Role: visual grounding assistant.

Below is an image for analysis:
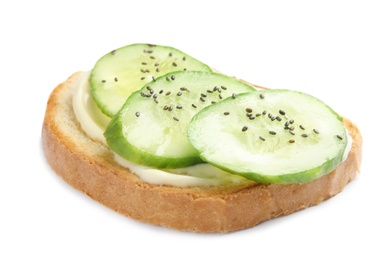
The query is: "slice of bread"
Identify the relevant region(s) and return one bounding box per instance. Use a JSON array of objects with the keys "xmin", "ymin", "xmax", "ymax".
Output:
[{"xmin": 42, "ymin": 72, "xmax": 363, "ymax": 232}]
